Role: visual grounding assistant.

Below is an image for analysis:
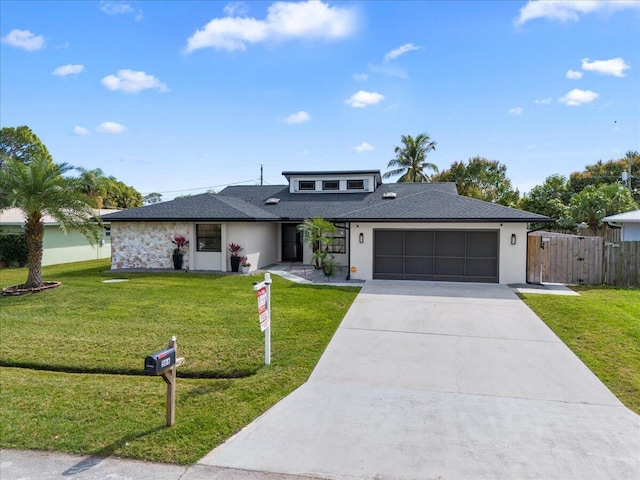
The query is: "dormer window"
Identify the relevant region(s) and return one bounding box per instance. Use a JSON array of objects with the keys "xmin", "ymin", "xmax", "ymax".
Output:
[
  {"xmin": 298, "ymin": 181, "xmax": 315, "ymax": 191},
  {"xmin": 347, "ymin": 179, "xmax": 365, "ymax": 190},
  {"xmin": 322, "ymin": 180, "xmax": 339, "ymax": 191}
]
